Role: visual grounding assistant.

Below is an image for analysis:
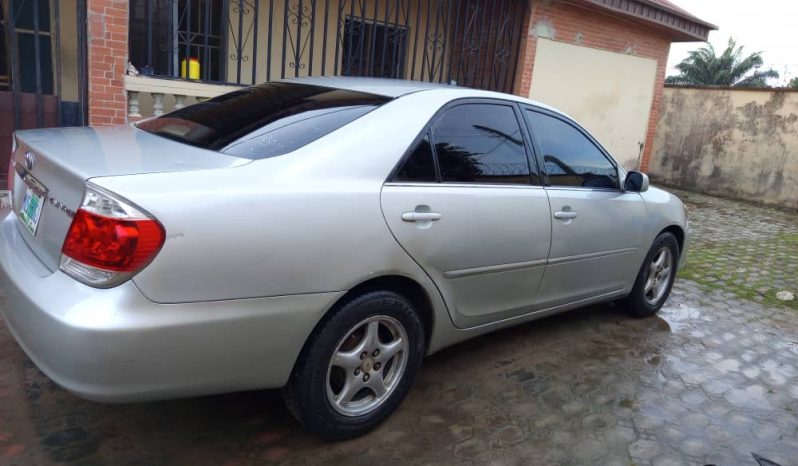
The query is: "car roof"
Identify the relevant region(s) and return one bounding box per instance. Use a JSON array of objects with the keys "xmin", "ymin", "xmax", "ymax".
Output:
[
  {"xmin": 282, "ymin": 76, "xmax": 552, "ymax": 105},
  {"xmin": 281, "ymin": 76, "xmax": 461, "ymax": 98},
  {"xmin": 280, "ymin": 76, "xmax": 572, "ymax": 125}
]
